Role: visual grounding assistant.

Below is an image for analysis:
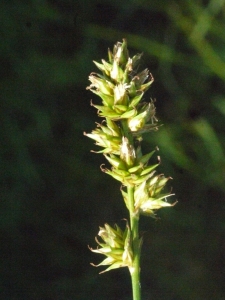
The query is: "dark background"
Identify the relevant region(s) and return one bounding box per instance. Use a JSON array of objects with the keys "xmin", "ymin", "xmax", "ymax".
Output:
[{"xmin": 1, "ymin": 1, "xmax": 225, "ymax": 299}]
